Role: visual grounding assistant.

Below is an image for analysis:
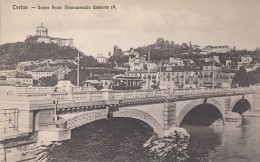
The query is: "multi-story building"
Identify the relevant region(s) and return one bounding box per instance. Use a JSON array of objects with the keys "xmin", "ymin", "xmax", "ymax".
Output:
[
  {"xmin": 158, "ymin": 62, "xmax": 222, "ymax": 89},
  {"xmin": 96, "ymin": 54, "xmax": 107, "ymax": 64},
  {"xmin": 28, "ymin": 66, "xmax": 70, "ymax": 80},
  {"xmin": 129, "ymin": 53, "xmax": 146, "ymax": 71},
  {"xmin": 127, "ymin": 70, "xmax": 158, "ymax": 87},
  {"xmin": 201, "ymin": 62, "xmax": 221, "ymax": 87},
  {"xmin": 6, "ymin": 76, "xmax": 33, "ymax": 85},
  {"xmin": 147, "ymin": 61, "xmax": 159, "ymax": 70},
  {"xmin": 182, "ymin": 59, "xmax": 195, "ymax": 66},
  {"xmin": 169, "ymin": 57, "xmax": 184, "ymax": 66},
  {"xmin": 159, "ymin": 66, "xmax": 203, "ymax": 89},
  {"xmin": 27, "ymin": 23, "xmax": 74, "ymax": 47},
  {"xmin": 202, "ymin": 45, "xmax": 231, "ymax": 54}
]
